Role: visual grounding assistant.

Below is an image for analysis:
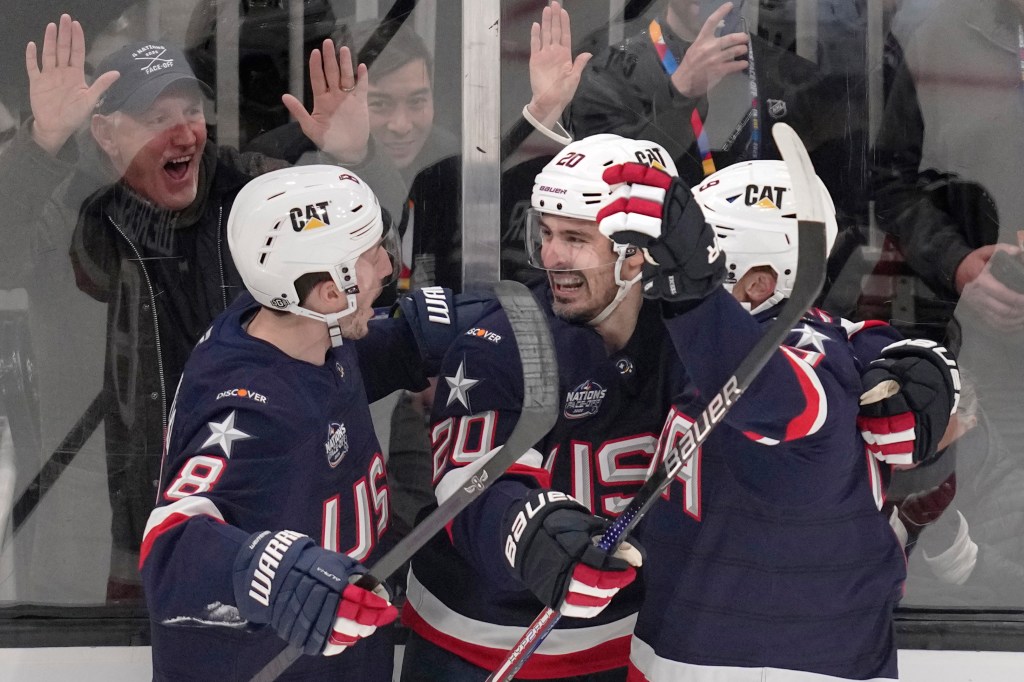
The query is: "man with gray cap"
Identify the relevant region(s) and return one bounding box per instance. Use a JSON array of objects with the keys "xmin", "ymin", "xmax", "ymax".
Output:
[{"xmin": 0, "ymin": 13, "xmax": 404, "ymax": 602}]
